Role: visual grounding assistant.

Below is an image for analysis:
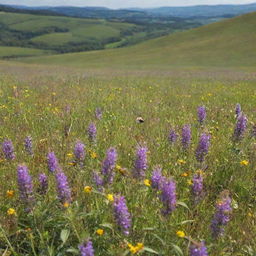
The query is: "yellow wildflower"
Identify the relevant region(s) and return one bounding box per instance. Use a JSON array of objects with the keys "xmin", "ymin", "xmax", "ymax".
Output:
[
  {"xmin": 177, "ymin": 159, "xmax": 186, "ymax": 165},
  {"xmin": 96, "ymin": 229, "xmax": 104, "ymax": 236},
  {"xmin": 187, "ymin": 179, "xmax": 193, "ymax": 185},
  {"xmin": 84, "ymin": 186, "xmax": 92, "ymax": 193},
  {"xmin": 90, "ymin": 152, "xmax": 97, "ymax": 159},
  {"xmin": 181, "ymin": 172, "xmax": 188, "ymax": 177},
  {"xmin": 106, "ymin": 194, "xmax": 114, "ymax": 202},
  {"xmin": 6, "ymin": 190, "xmax": 14, "ymax": 198},
  {"xmin": 127, "ymin": 242, "xmax": 144, "ymax": 254},
  {"xmin": 144, "ymin": 179, "xmax": 151, "ymax": 187},
  {"xmin": 67, "ymin": 153, "xmax": 73, "ymax": 158},
  {"xmin": 240, "ymin": 160, "xmax": 249, "ymax": 166},
  {"xmin": 176, "ymin": 230, "xmax": 186, "ymax": 238},
  {"xmin": 68, "ymin": 162, "xmax": 76, "ymax": 166},
  {"xmin": 63, "ymin": 202, "xmax": 69, "ymax": 208},
  {"xmin": 7, "ymin": 208, "xmax": 16, "ymax": 216}
]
